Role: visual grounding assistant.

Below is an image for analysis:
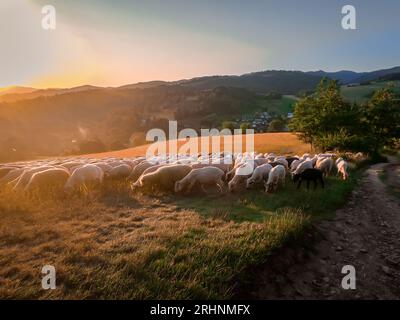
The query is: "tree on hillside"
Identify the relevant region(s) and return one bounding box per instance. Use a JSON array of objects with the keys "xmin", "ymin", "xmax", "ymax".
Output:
[
  {"xmin": 289, "ymin": 78, "xmax": 364, "ymax": 151},
  {"xmin": 289, "ymin": 79, "xmax": 400, "ymax": 154},
  {"xmin": 362, "ymin": 89, "xmax": 400, "ymax": 154},
  {"xmin": 268, "ymin": 119, "xmax": 285, "ymax": 132}
]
